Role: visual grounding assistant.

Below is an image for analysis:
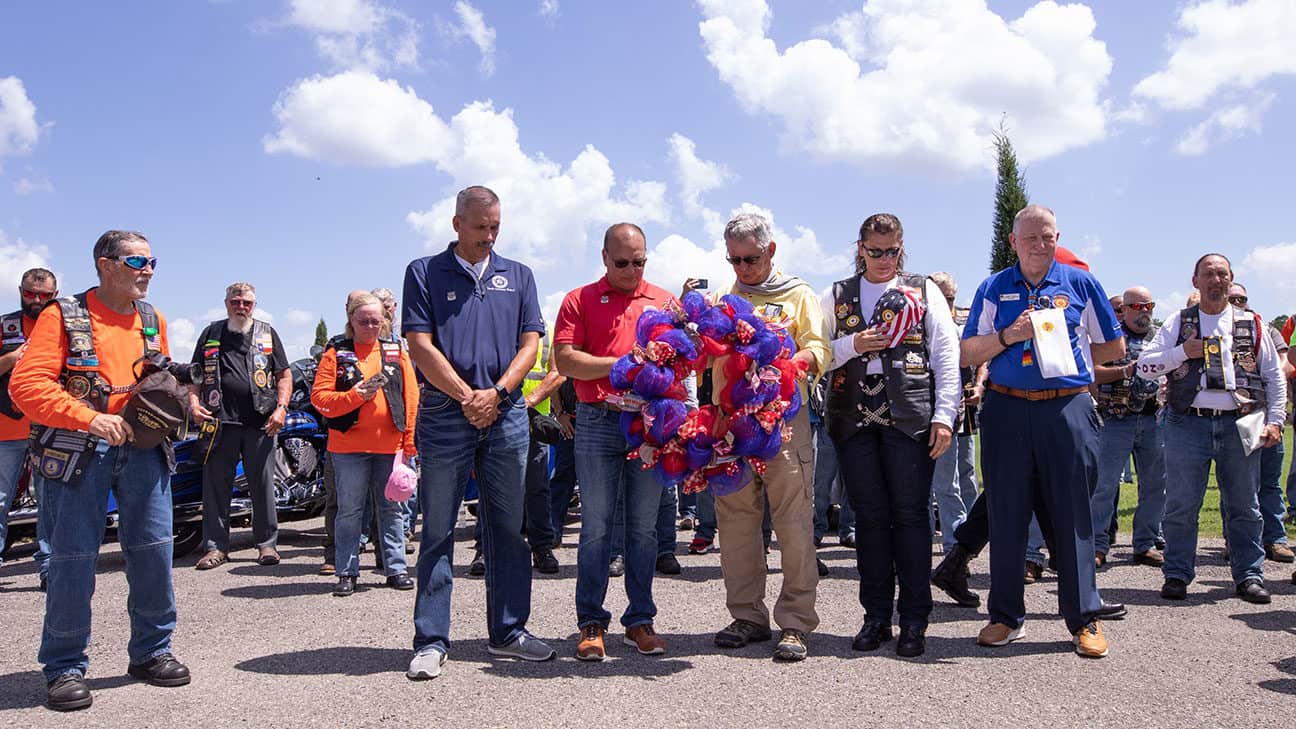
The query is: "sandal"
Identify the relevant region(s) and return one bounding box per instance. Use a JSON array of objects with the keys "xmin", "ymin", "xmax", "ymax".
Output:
[
  {"xmin": 257, "ymin": 547, "xmax": 281, "ymax": 566},
  {"xmin": 195, "ymin": 550, "xmax": 228, "ymax": 570}
]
